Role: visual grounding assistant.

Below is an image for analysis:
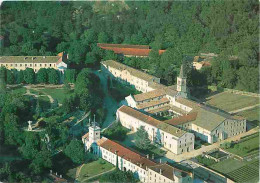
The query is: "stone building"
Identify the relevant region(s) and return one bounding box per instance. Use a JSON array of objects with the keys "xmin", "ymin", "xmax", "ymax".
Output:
[
  {"xmin": 117, "ymin": 105, "xmax": 195, "ymax": 154},
  {"xmin": 101, "ymin": 60, "xmax": 160, "ymax": 93},
  {"xmin": 102, "ymin": 60, "xmax": 246, "ymax": 144},
  {"xmin": 82, "ymin": 122, "xmax": 193, "ymax": 183},
  {"xmin": 0, "ymin": 52, "xmax": 68, "ymax": 73}
]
